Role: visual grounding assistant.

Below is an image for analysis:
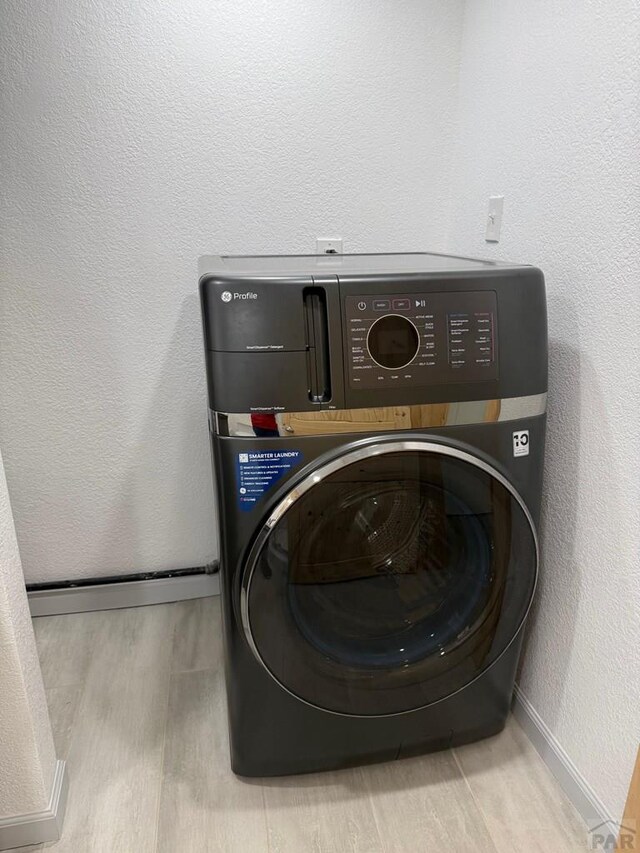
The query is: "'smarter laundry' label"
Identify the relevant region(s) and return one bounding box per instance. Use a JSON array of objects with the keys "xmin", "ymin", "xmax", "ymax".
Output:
[{"xmin": 236, "ymin": 450, "xmax": 303, "ymax": 511}]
